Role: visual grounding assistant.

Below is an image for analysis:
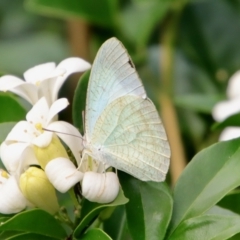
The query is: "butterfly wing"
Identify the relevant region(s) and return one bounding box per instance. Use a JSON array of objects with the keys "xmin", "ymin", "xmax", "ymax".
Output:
[
  {"xmin": 85, "ymin": 38, "xmax": 146, "ymax": 141},
  {"xmin": 90, "ymin": 95, "xmax": 170, "ymax": 182}
]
